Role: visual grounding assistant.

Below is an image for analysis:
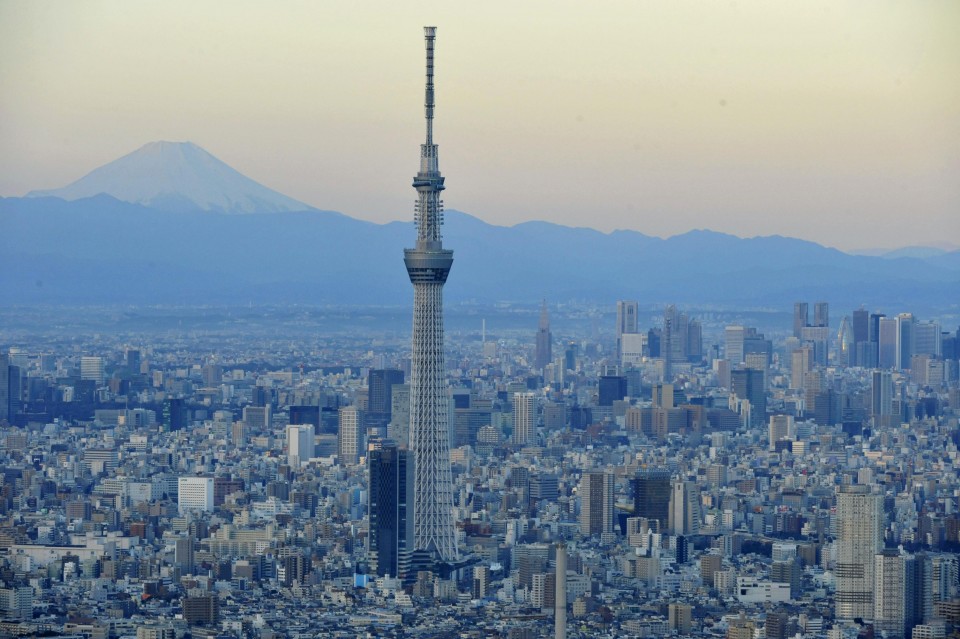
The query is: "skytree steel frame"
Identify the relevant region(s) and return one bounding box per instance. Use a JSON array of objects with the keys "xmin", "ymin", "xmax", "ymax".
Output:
[{"xmin": 403, "ymin": 26, "xmax": 458, "ymax": 563}]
